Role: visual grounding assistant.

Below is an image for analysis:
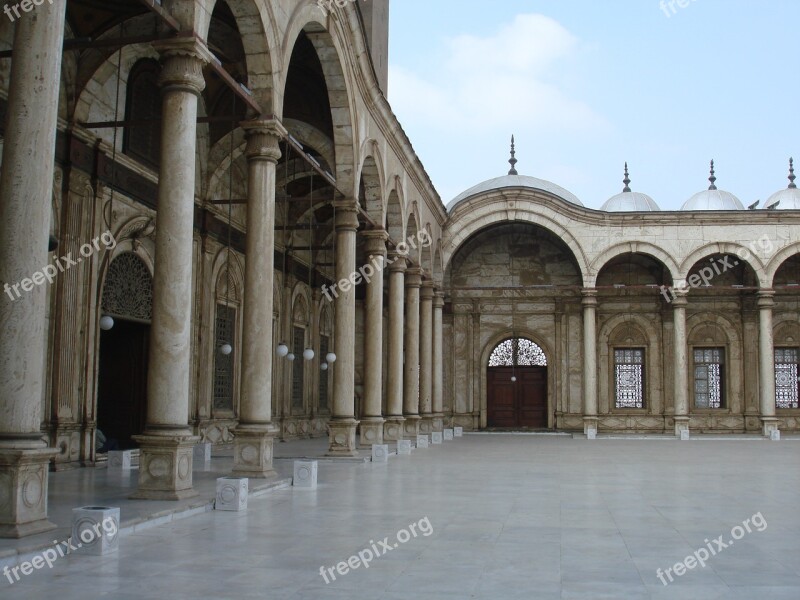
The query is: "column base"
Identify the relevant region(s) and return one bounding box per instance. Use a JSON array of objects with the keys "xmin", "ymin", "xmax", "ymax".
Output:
[
  {"xmin": 674, "ymin": 416, "xmax": 690, "ymax": 438},
  {"xmin": 431, "ymin": 414, "xmax": 445, "ymax": 433},
  {"xmin": 760, "ymin": 417, "xmax": 780, "ymax": 439},
  {"xmin": 383, "ymin": 417, "xmax": 405, "ymax": 442},
  {"xmin": 326, "ymin": 419, "xmax": 359, "ymax": 457},
  {"xmin": 402, "ymin": 415, "xmax": 421, "ymax": 438},
  {"xmin": 419, "ymin": 415, "xmax": 435, "ymax": 434},
  {"xmin": 583, "ymin": 416, "xmax": 599, "ymax": 438},
  {"xmin": 130, "ymin": 433, "xmax": 200, "ymax": 500},
  {"xmin": 232, "ymin": 426, "xmax": 277, "ymax": 478},
  {"xmin": 359, "ymin": 417, "xmax": 385, "ymax": 447},
  {"xmin": 0, "ymin": 447, "xmax": 59, "ymax": 539}
]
